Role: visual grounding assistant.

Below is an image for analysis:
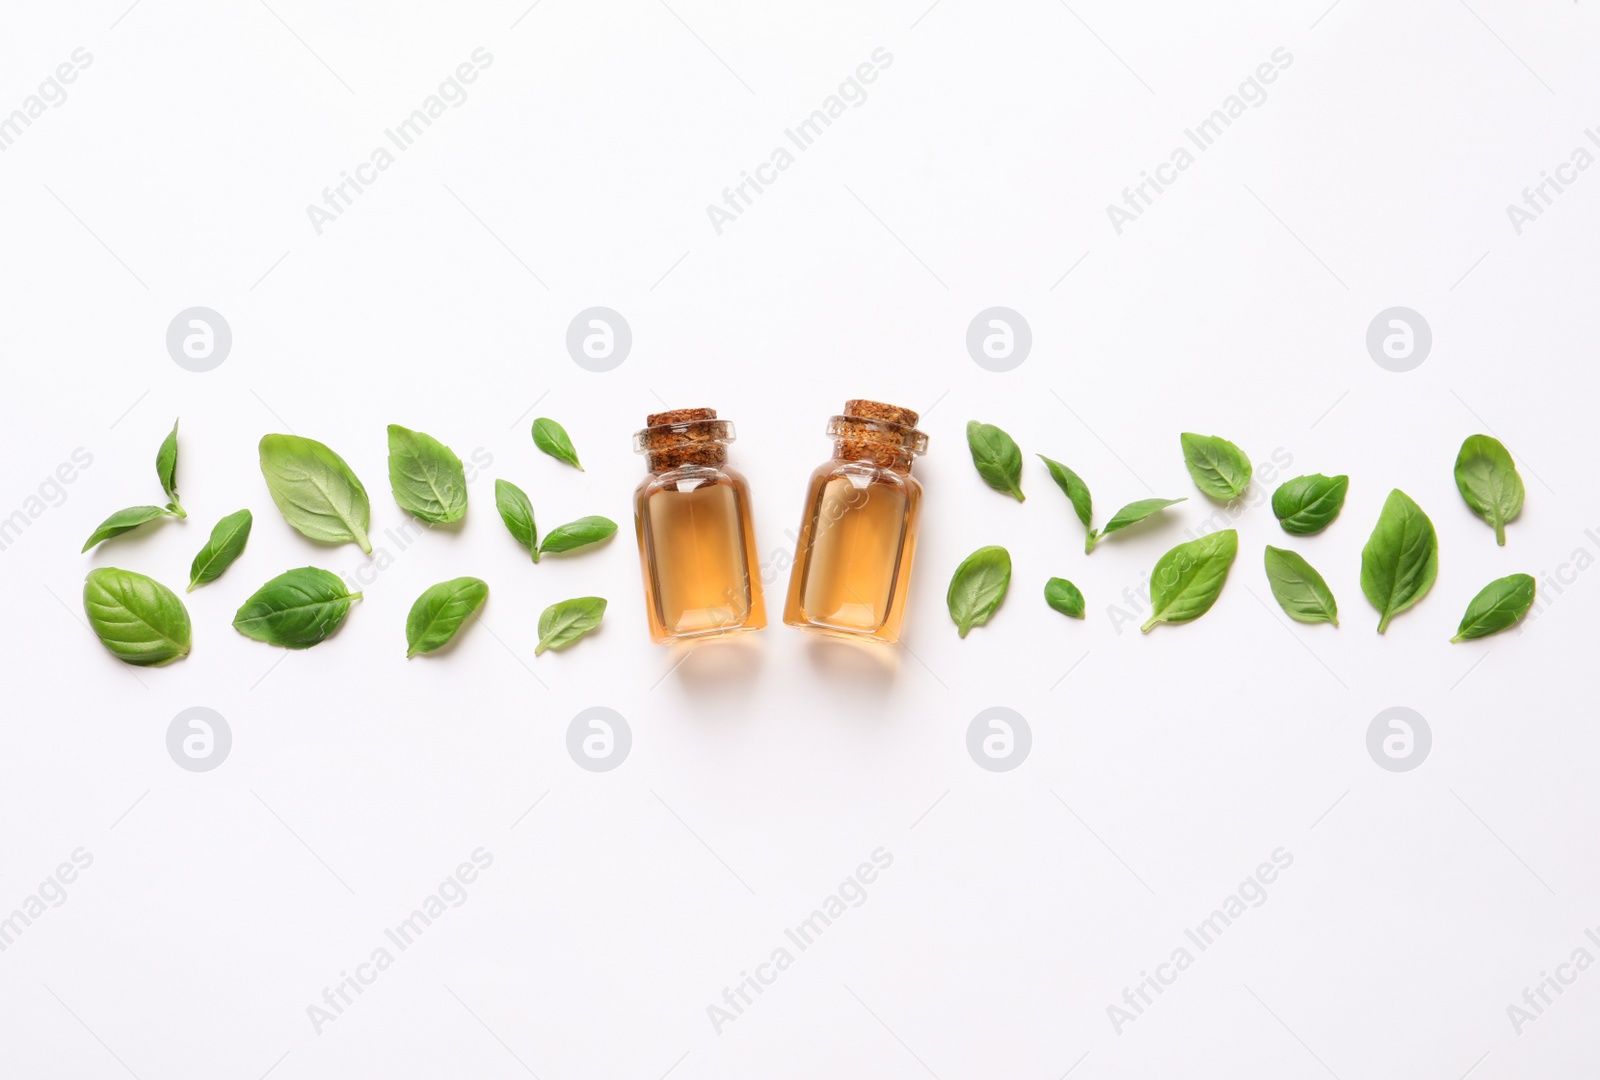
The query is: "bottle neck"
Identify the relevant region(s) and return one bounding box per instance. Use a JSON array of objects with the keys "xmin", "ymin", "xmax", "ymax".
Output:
[
  {"xmin": 634, "ymin": 408, "xmax": 735, "ymax": 473},
  {"xmin": 826, "ymin": 403, "xmax": 927, "ymax": 476},
  {"xmin": 830, "ymin": 438, "xmax": 915, "ymax": 474}
]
